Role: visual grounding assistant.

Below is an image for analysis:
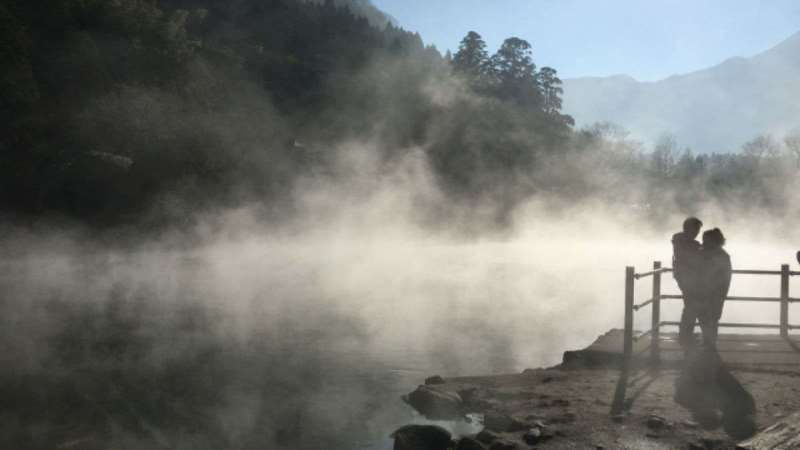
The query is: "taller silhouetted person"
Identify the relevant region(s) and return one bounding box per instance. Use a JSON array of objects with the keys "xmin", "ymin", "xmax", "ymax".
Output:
[{"xmin": 673, "ymin": 217, "xmax": 703, "ymax": 352}]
